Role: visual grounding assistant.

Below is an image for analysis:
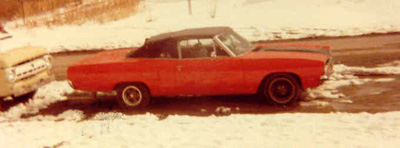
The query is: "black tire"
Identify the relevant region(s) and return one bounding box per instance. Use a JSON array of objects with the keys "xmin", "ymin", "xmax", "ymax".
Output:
[
  {"xmin": 262, "ymin": 74, "xmax": 301, "ymax": 105},
  {"xmin": 117, "ymin": 83, "xmax": 150, "ymax": 109}
]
